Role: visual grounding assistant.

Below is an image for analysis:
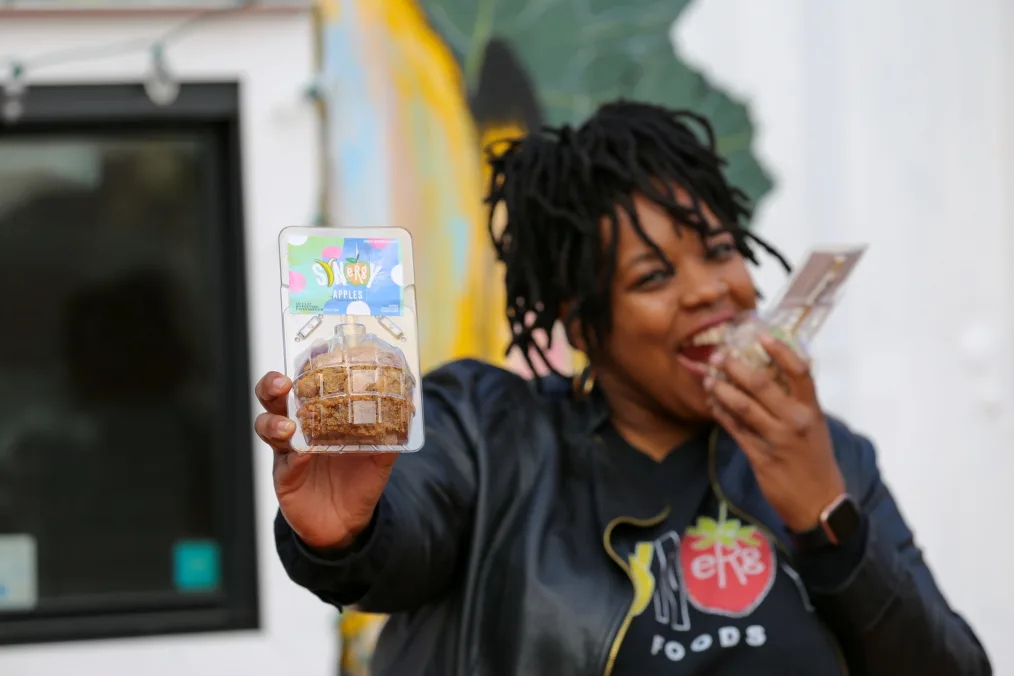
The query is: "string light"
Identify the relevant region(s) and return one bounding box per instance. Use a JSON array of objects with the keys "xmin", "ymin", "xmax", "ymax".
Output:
[
  {"xmin": 2, "ymin": 62, "xmax": 25, "ymax": 123},
  {"xmin": 144, "ymin": 43, "xmax": 180, "ymax": 107},
  {"xmin": 0, "ymin": 2, "xmax": 254, "ymax": 119}
]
